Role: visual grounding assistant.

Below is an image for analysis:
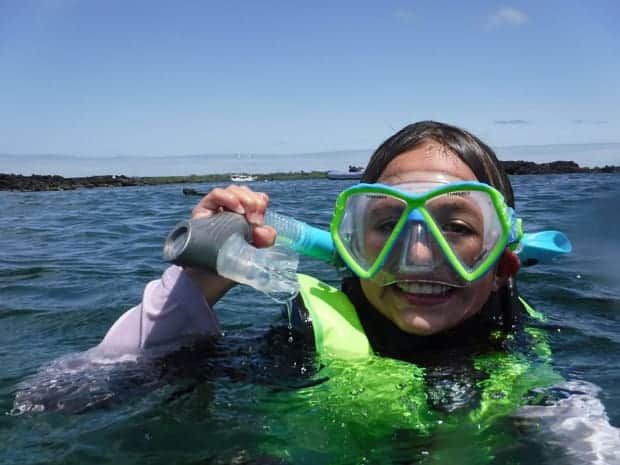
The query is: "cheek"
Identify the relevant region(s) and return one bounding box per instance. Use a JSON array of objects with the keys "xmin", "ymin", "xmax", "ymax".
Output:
[
  {"xmin": 360, "ymin": 278, "xmax": 382, "ymax": 307},
  {"xmin": 364, "ymin": 231, "xmax": 388, "ymax": 261},
  {"xmin": 459, "ymin": 273, "xmax": 496, "ymax": 316},
  {"xmin": 359, "ymin": 279, "xmax": 396, "ymax": 323}
]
